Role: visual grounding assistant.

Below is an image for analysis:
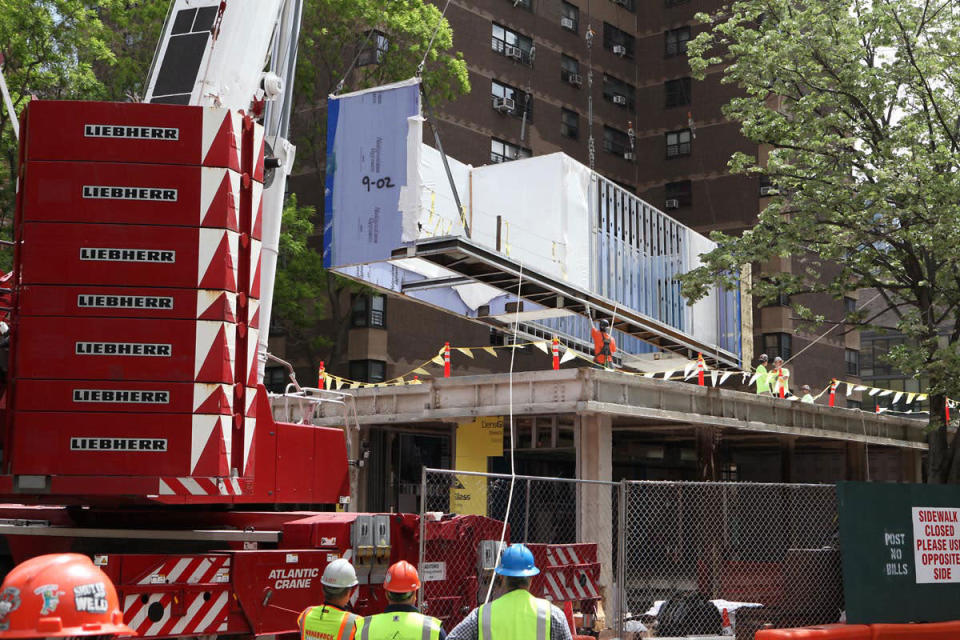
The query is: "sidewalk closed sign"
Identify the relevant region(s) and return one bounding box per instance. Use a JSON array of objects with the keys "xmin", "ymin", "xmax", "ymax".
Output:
[
  {"xmin": 838, "ymin": 482, "xmax": 960, "ymax": 623},
  {"xmin": 912, "ymin": 507, "xmax": 960, "ymax": 583}
]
